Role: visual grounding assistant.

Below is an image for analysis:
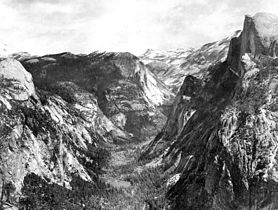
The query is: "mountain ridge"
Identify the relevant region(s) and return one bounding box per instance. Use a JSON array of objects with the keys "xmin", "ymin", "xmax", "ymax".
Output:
[{"xmin": 141, "ymin": 12, "xmax": 278, "ymax": 209}]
